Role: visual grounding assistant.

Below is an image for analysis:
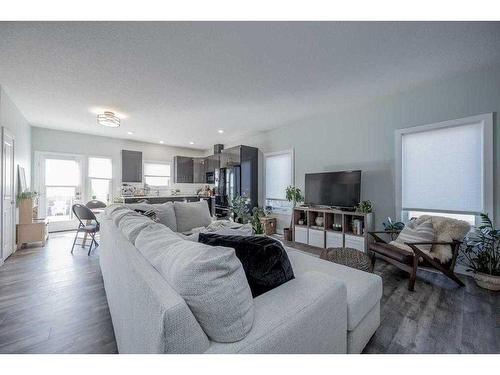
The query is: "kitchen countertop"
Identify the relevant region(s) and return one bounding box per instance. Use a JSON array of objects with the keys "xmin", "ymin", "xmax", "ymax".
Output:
[{"xmin": 120, "ymin": 195, "xmax": 213, "ymax": 199}]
